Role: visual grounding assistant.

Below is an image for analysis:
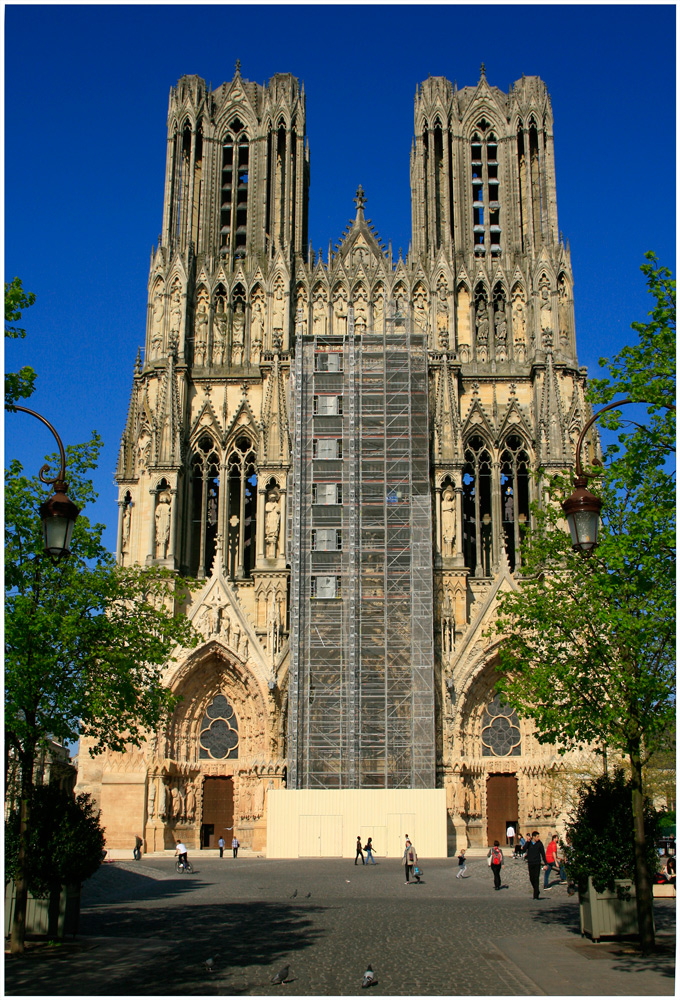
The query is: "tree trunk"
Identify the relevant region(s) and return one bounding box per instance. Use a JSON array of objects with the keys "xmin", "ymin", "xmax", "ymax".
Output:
[
  {"xmin": 10, "ymin": 743, "xmax": 34, "ymax": 955},
  {"xmin": 629, "ymin": 741, "xmax": 655, "ymax": 952}
]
